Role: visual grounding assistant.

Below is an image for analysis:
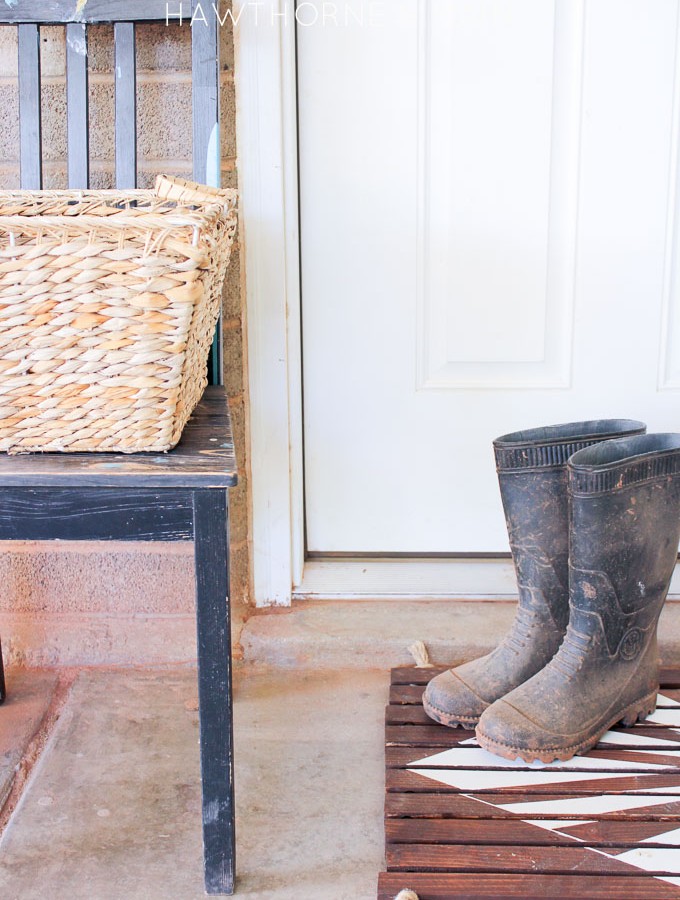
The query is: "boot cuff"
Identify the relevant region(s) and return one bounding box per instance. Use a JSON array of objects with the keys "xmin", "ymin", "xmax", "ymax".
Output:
[
  {"xmin": 493, "ymin": 420, "xmax": 646, "ymax": 472},
  {"xmin": 569, "ymin": 433, "xmax": 680, "ymax": 494}
]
